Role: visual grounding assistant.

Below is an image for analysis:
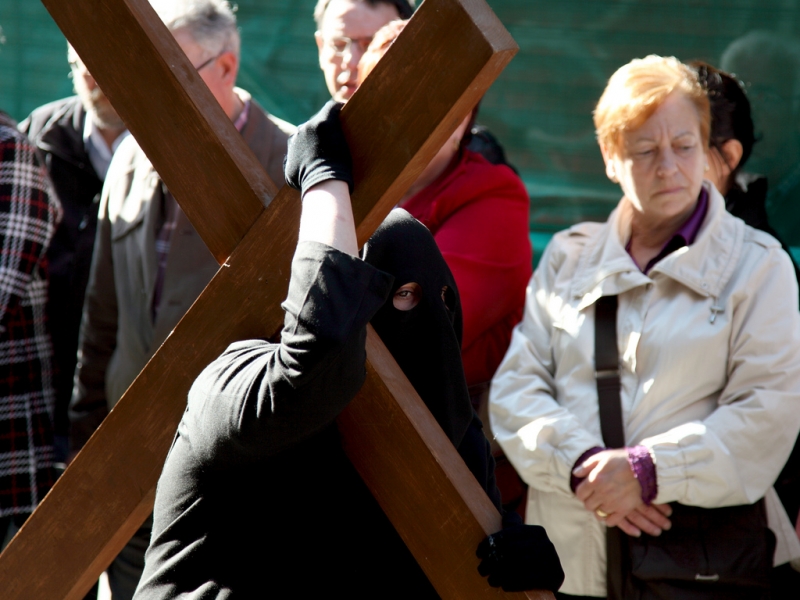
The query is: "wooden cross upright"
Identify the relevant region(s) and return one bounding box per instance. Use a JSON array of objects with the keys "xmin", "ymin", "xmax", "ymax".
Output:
[{"xmin": 0, "ymin": 1, "xmax": 552, "ymax": 598}]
